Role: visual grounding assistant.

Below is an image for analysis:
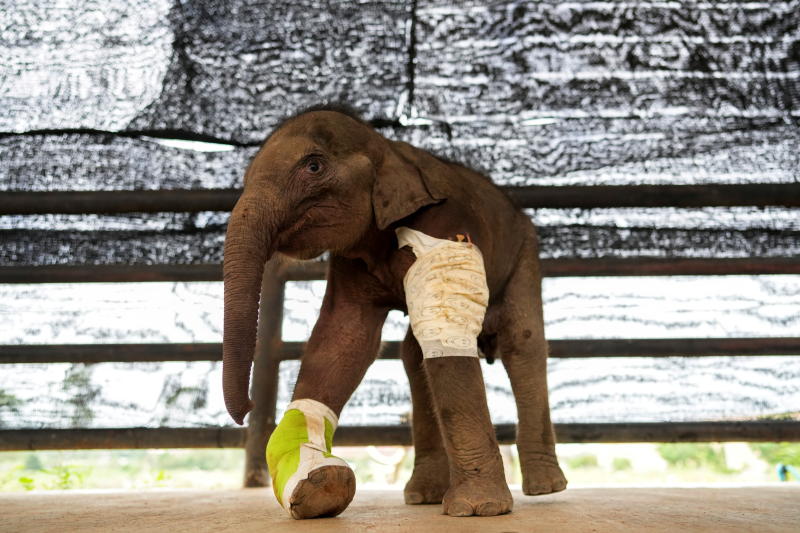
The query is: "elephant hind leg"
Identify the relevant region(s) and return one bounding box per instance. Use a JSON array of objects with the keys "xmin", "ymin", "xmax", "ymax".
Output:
[
  {"xmin": 401, "ymin": 328, "xmax": 450, "ymax": 504},
  {"xmin": 498, "ymin": 233, "xmax": 567, "ymax": 496}
]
